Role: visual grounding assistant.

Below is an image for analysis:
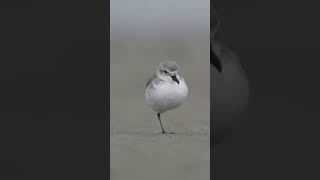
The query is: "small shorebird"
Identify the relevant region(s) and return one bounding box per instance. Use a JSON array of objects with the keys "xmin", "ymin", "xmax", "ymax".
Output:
[
  {"xmin": 145, "ymin": 61, "xmax": 188, "ymax": 134},
  {"xmin": 211, "ymin": 8, "xmax": 249, "ymax": 147}
]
